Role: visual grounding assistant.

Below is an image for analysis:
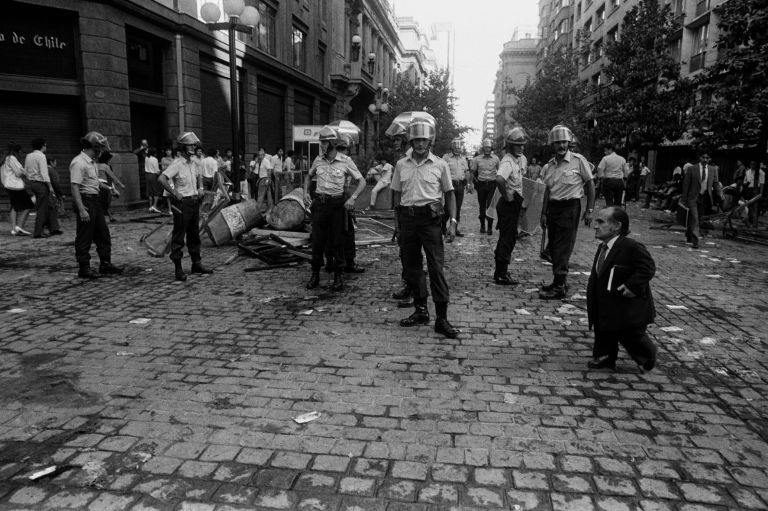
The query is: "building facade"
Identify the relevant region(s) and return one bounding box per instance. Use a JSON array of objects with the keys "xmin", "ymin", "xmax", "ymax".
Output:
[
  {"xmin": 395, "ymin": 16, "xmax": 437, "ymax": 87},
  {"xmin": 0, "ymin": 0, "xmax": 400, "ymax": 207},
  {"xmin": 492, "ymin": 29, "xmax": 539, "ymax": 144},
  {"xmin": 482, "ymin": 100, "xmax": 496, "ymax": 142}
]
